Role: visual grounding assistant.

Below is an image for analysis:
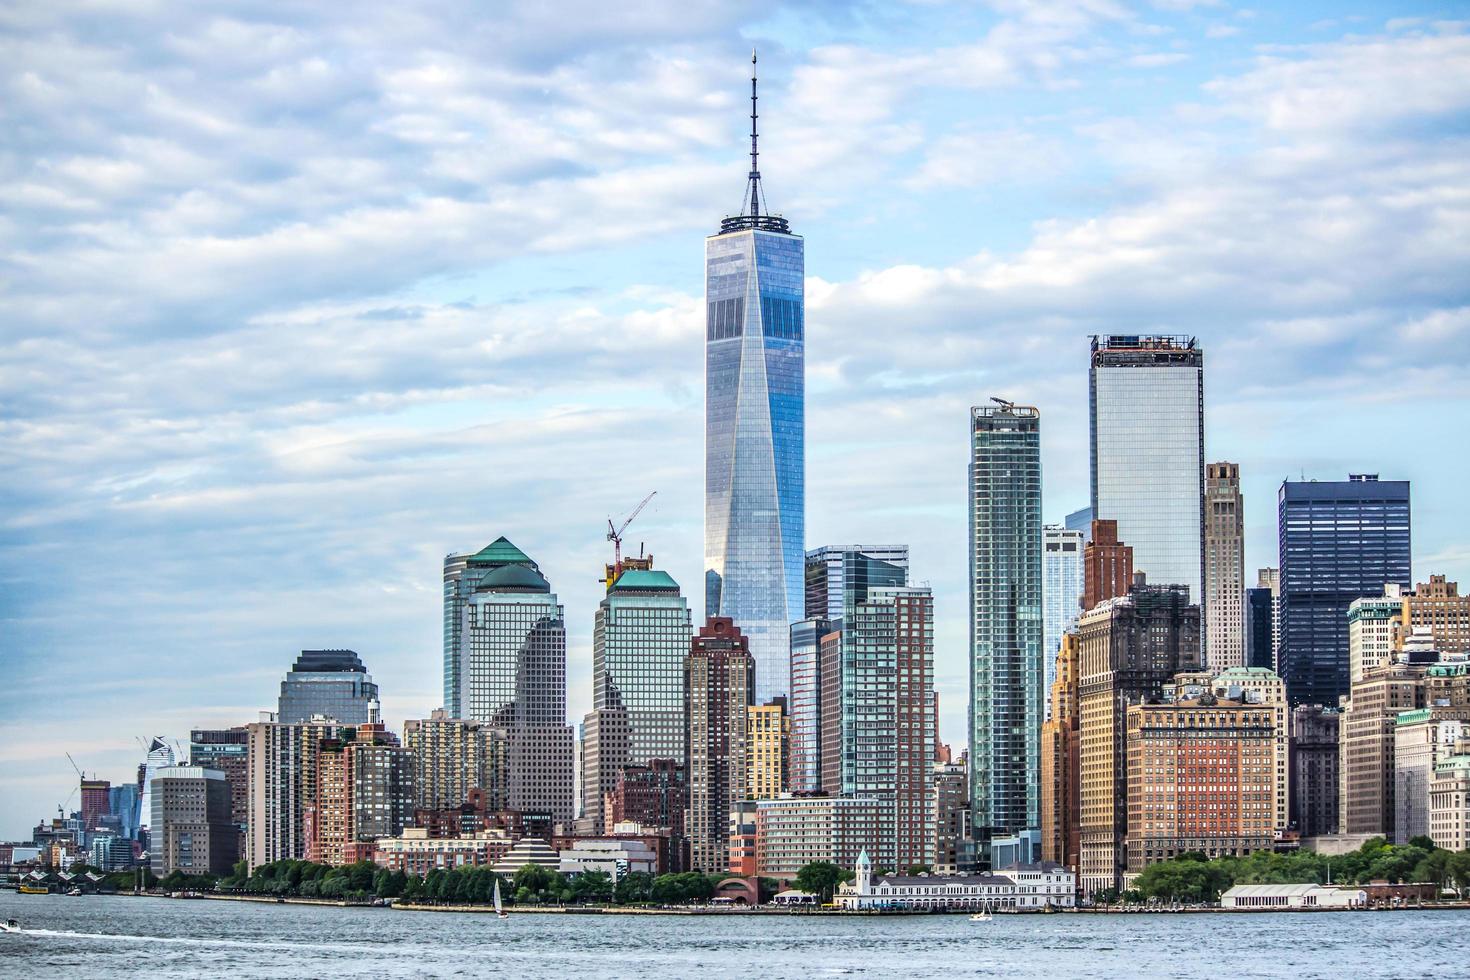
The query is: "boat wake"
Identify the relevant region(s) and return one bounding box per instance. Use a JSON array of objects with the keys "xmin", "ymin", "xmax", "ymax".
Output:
[{"xmin": 19, "ymin": 928, "xmax": 417, "ymax": 956}]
